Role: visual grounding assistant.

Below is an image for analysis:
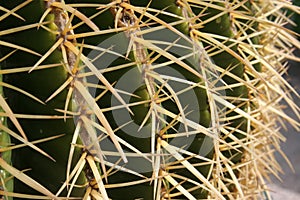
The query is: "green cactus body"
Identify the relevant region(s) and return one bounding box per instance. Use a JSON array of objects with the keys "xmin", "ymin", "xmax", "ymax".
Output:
[
  {"xmin": 0, "ymin": 0, "xmax": 86, "ymax": 198},
  {"xmin": 196, "ymin": 2, "xmax": 246, "ymax": 160},
  {"xmin": 0, "ymin": 75, "xmax": 13, "ymax": 200},
  {"xmin": 61, "ymin": 0, "xmax": 213, "ymax": 198},
  {"xmin": 293, "ymin": 0, "xmax": 300, "ymax": 35}
]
